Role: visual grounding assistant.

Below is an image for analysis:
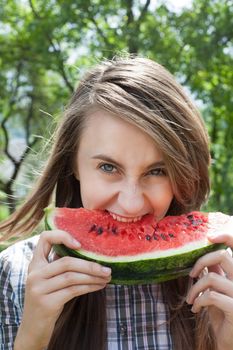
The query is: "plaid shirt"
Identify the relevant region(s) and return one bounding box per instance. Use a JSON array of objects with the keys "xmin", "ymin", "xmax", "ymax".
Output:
[{"xmin": 0, "ymin": 236, "xmax": 173, "ymax": 350}]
